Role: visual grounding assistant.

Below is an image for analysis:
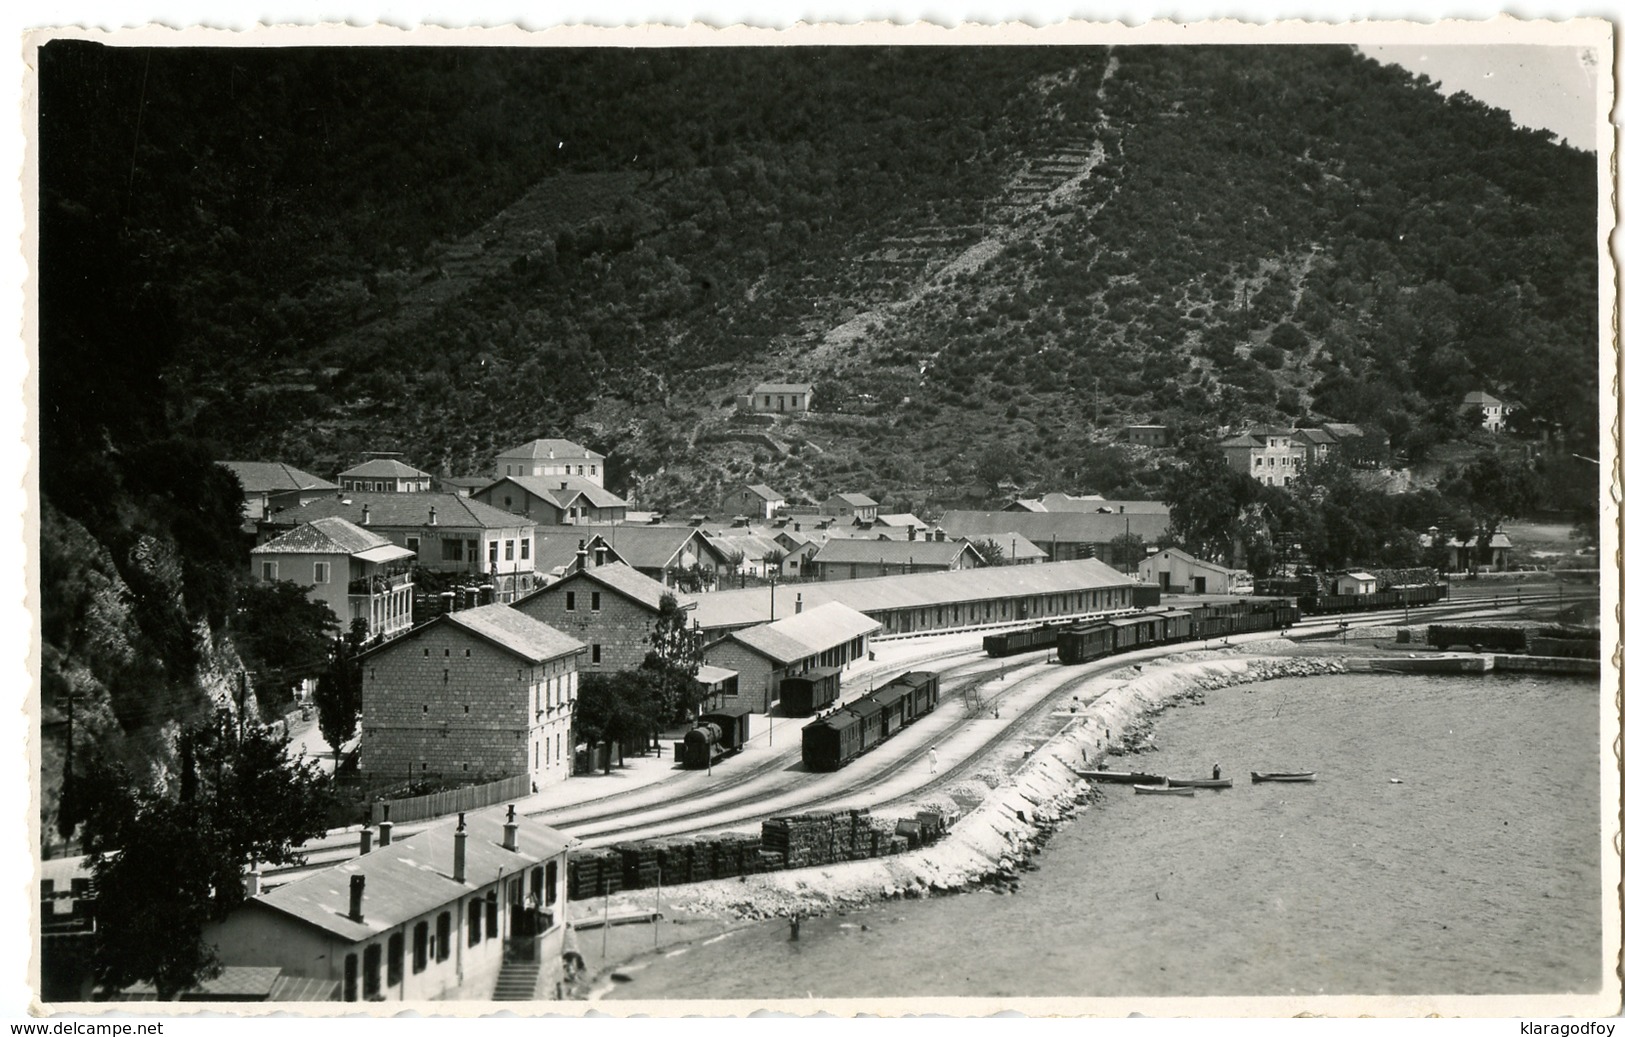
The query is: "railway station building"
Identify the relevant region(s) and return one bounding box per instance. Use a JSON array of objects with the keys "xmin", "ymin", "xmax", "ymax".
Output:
[
  {"xmin": 206, "ymin": 808, "xmax": 570, "ymax": 1002},
  {"xmin": 702, "ymin": 601, "xmax": 881, "ymax": 713}
]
